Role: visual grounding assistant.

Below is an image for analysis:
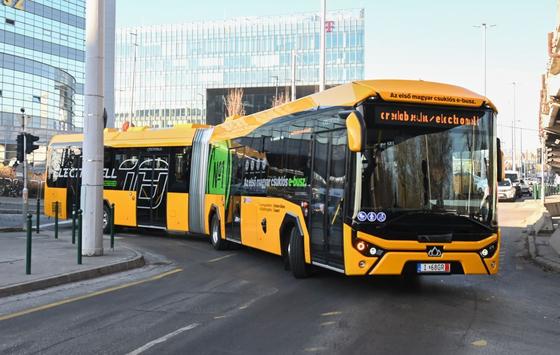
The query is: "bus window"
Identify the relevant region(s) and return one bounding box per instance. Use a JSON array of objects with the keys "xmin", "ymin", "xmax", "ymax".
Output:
[
  {"xmin": 47, "ymin": 148, "xmax": 64, "ymax": 187},
  {"xmin": 169, "ymin": 147, "xmax": 191, "ymax": 192}
]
